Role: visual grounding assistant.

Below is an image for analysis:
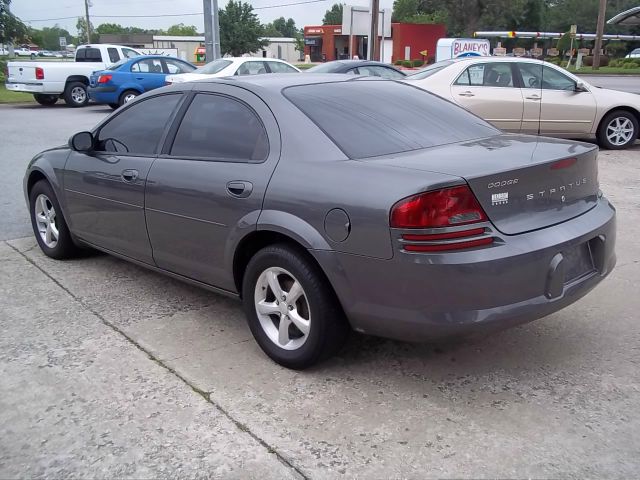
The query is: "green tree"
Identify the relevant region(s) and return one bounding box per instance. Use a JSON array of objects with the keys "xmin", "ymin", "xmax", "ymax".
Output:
[
  {"xmin": 322, "ymin": 3, "xmax": 343, "ymax": 25},
  {"xmin": 76, "ymin": 16, "xmax": 98, "ymax": 43},
  {"xmin": 0, "ymin": 0, "xmax": 28, "ymax": 46},
  {"xmin": 262, "ymin": 22, "xmax": 283, "ymax": 37},
  {"xmin": 166, "ymin": 23, "xmax": 198, "ymax": 36},
  {"xmin": 272, "ymin": 17, "xmax": 298, "ymax": 37},
  {"xmin": 219, "ymin": 0, "xmax": 269, "ymax": 56},
  {"xmin": 38, "ymin": 25, "xmax": 72, "ymax": 50},
  {"xmin": 95, "ymin": 23, "xmax": 127, "ymax": 34}
]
